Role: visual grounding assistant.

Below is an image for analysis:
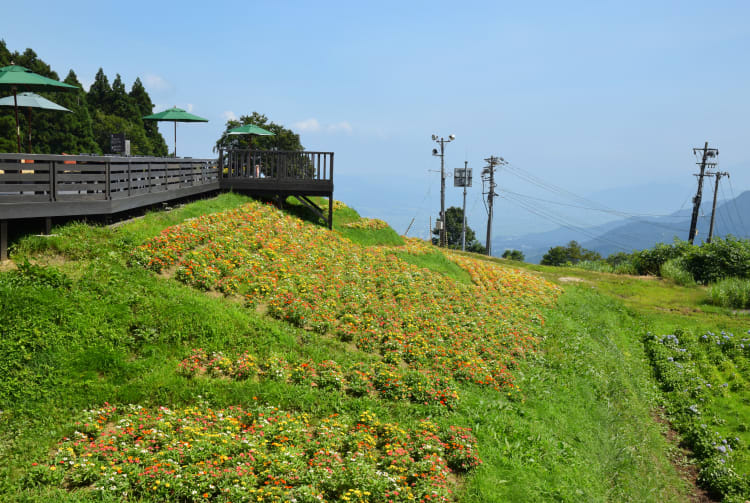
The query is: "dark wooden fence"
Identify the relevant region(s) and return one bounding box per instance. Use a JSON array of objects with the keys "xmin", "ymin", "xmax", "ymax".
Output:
[
  {"xmin": 0, "ymin": 153, "xmax": 219, "ymax": 220},
  {"xmin": 0, "ymin": 150, "xmax": 335, "ymax": 260},
  {"xmin": 219, "ymin": 149, "xmax": 333, "ymax": 186}
]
